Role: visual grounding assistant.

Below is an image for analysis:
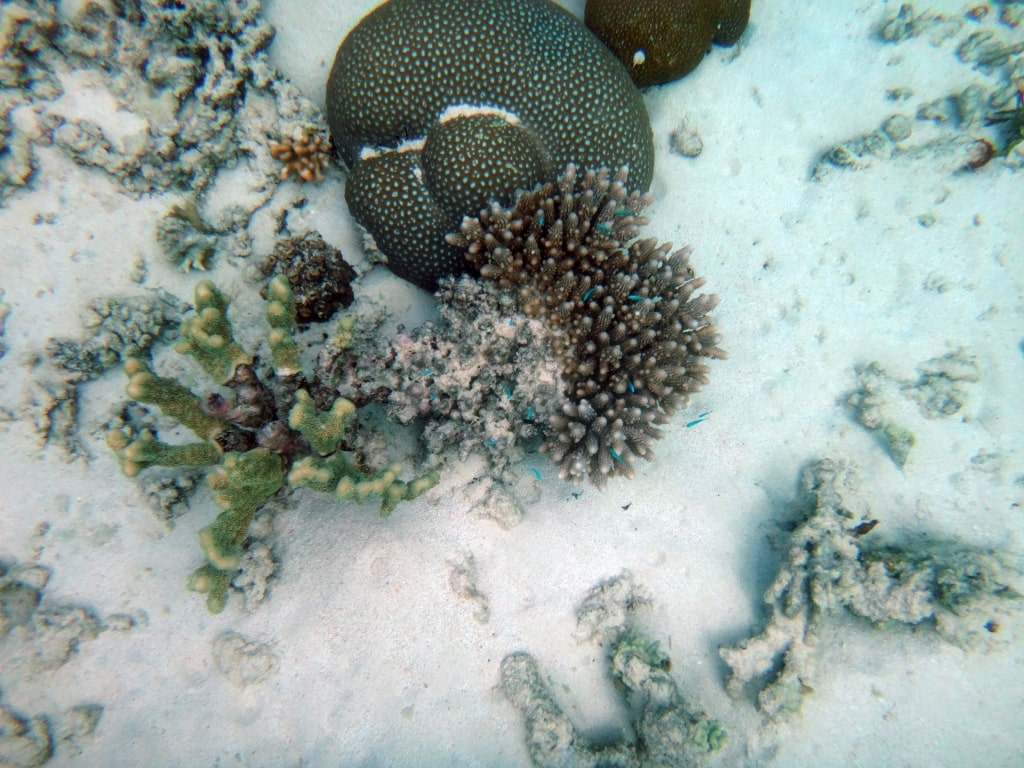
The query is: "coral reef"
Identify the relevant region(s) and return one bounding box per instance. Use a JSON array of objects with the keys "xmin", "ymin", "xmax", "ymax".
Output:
[
  {"xmin": 449, "ymin": 165, "xmax": 724, "ymax": 488},
  {"xmin": 501, "ymin": 629, "xmax": 725, "ymax": 767},
  {"xmin": 719, "ymin": 459, "xmax": 1023, "ymax": 720},
  {"xmin": 107, "ymin": 279, "xmax": 439, "ymax": 613},
  {"xmin": 0, "ymin": 0, "xmax": 335, "ymax": 298},
  {"xmin": 326, "ymin": 0, "xmax": 653, "ymax": 289},
  {"xmin": 585, "ymin": 0, "xmax": 751, "ymax": 87},
  {"xmin": 1, "ymin": 0, "xmax": 277, "ymax": 196},
  {"xmin": 268, "ymin": 128, "xmax": 331, "ymax": 183},
  {"xmin": 318, "ymin": 166, "xmax": 722, "ymax": 489},
  {"xmin": 258, "ymin": 231, "xmax": 356, "ymax": 325}
]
